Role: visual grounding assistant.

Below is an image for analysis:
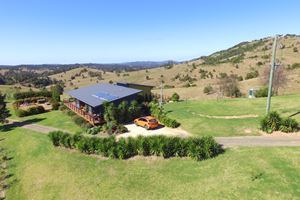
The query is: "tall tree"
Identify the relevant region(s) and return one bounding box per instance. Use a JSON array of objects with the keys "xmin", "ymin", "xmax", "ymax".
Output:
[
  {"xmin": 218, "ymin": 75, "xmax": 242, "ymax": 97},
  {"xmin": 51, "ymin": 84, "xmax": 64, "ymax": 102},
  {"xmin": 0, "ymin": 93, "xmax": 10, "ymax": 123}
]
